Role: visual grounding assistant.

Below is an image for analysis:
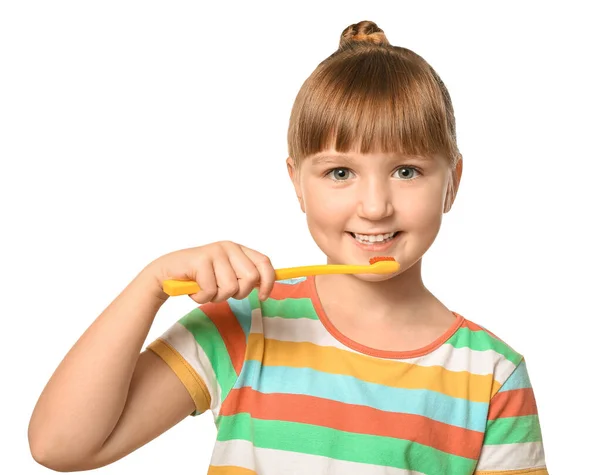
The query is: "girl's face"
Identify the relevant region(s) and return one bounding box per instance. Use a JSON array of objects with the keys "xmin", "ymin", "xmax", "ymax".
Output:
[{"xmin": 287, "ymin": 148, "xmax": 459, "ymax": 282}]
